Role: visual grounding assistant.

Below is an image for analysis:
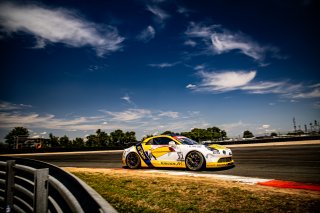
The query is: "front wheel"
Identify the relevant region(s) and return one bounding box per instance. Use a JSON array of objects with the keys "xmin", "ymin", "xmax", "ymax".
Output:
[
  {"xmin": 126, "ymin": 152, "xmax": 141, "ymax": 169},
  {"xmin": 185, "ymin": 151, "xmax": 205, "ymax": 171}
]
